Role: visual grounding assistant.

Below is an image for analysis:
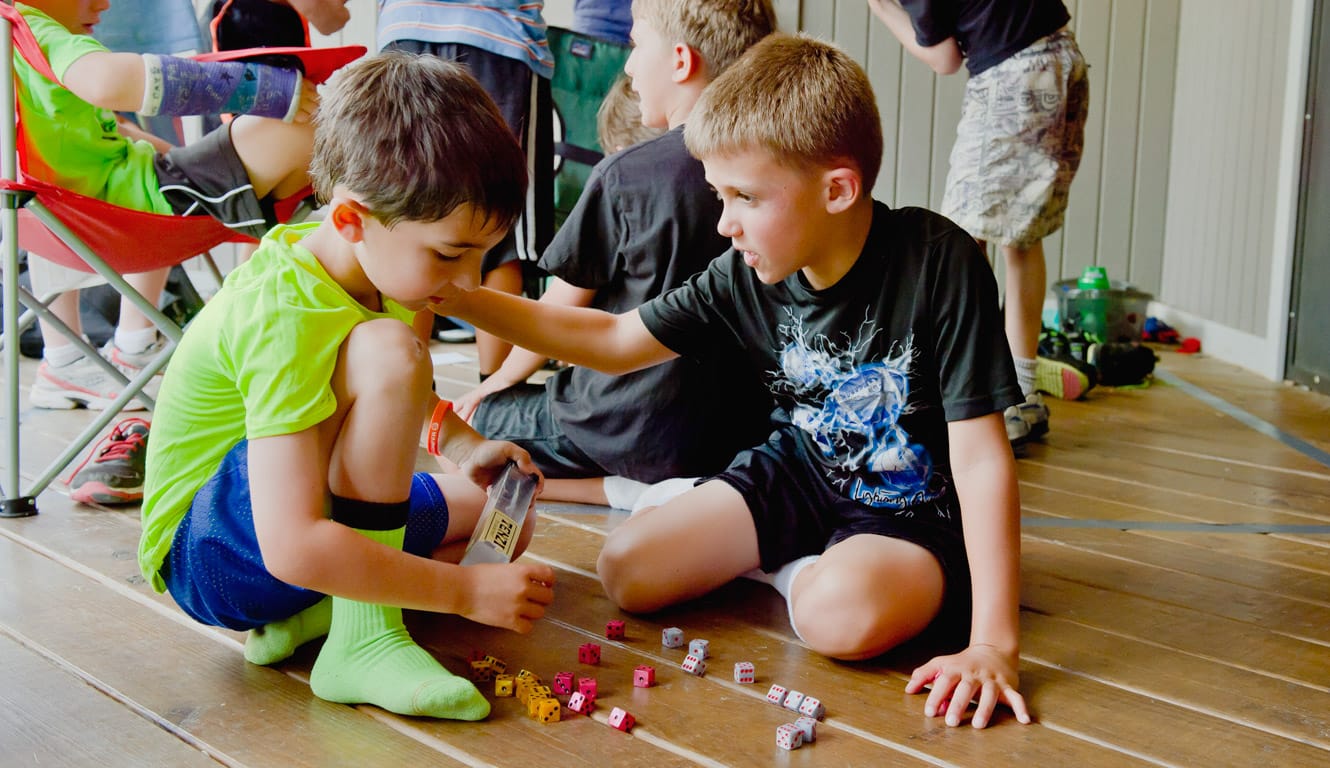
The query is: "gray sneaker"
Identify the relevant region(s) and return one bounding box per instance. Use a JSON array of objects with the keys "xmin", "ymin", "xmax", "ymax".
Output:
[
  {"xmin": 1004, "ymin": 393, "xmax": 1049, "ymax": 451},
  {"xmin": 101, "ymin": 334, "xmax": 168, "ymax": 377},
  {"xmin": 30, "ymin": 355, "xmax": 147, "ymax": 411}
]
